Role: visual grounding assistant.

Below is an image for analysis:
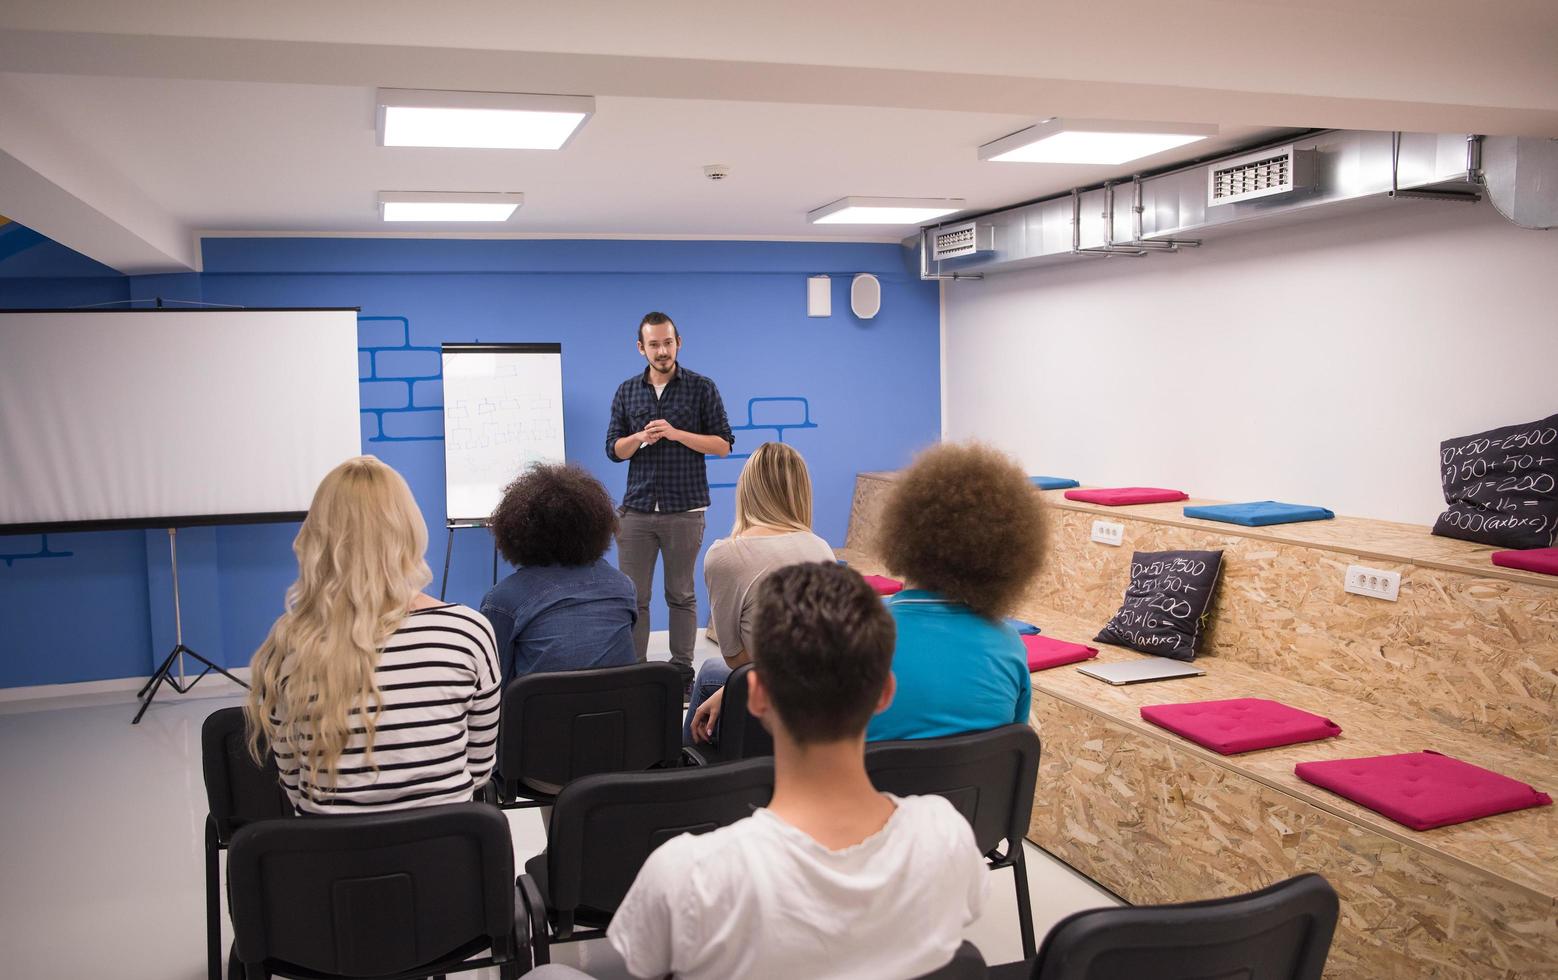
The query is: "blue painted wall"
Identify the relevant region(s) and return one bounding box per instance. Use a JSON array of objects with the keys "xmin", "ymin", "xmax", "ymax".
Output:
[{"xmin": 0, "ymin": 236, "xmax": 940, "ymax": 687}]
